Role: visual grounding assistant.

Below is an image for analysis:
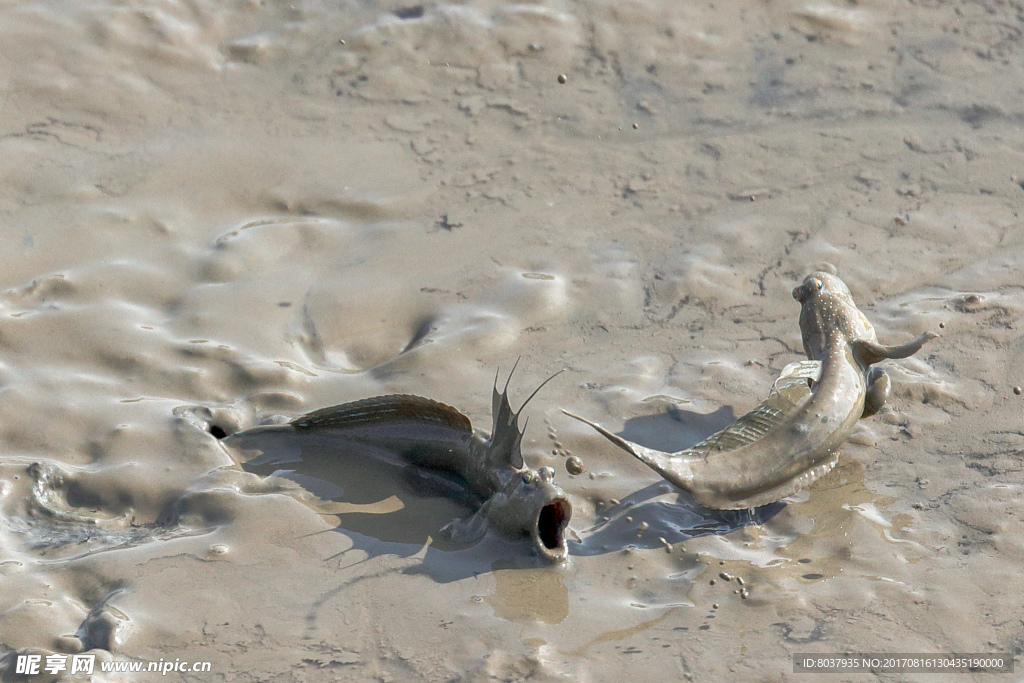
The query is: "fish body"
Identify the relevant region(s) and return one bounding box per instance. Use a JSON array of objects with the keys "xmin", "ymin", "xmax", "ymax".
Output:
[
  {"xmin": 227, "ymin": 372, "xmax": 571, "ymax": 561},
  {"xmin": 567, "ymin": 267, "xmax": 938, "ymax": 510}
]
